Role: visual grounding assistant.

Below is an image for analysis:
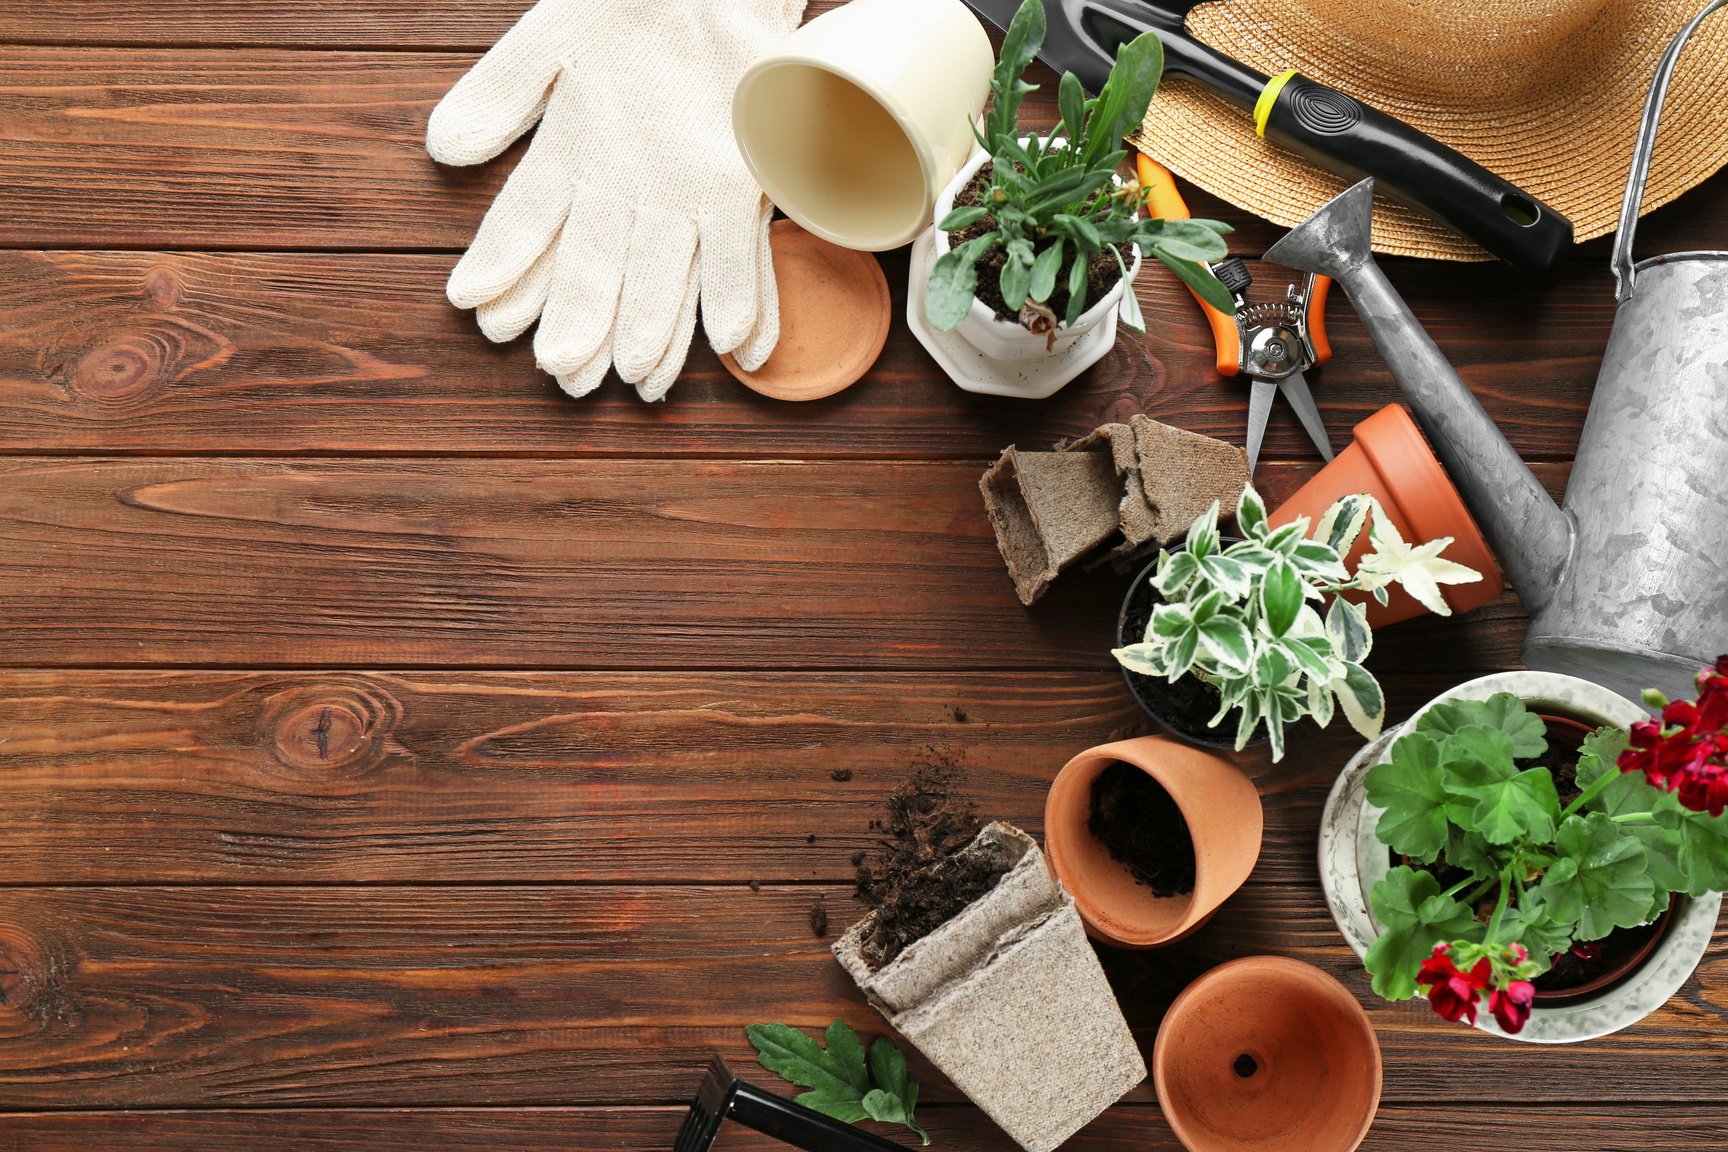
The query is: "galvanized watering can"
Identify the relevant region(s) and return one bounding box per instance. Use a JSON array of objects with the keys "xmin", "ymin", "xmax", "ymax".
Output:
[{"xmin": 1263, "ymin": 0, "xmax": 1728, "ymax": 703}]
